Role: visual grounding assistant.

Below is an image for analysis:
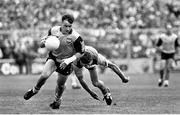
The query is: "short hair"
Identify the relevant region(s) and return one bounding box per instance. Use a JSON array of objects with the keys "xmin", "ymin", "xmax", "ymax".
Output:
[
  {"xmin": 165, "ymin": 23, "xmax": 172, "ymax": 29},
  {"xmin": 62, "ymin": 14, "xmax": 74, "ymax": 24},
  {"xmin": 80, "ymin": 52, "xmax": 92, "ymax": 64}
]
